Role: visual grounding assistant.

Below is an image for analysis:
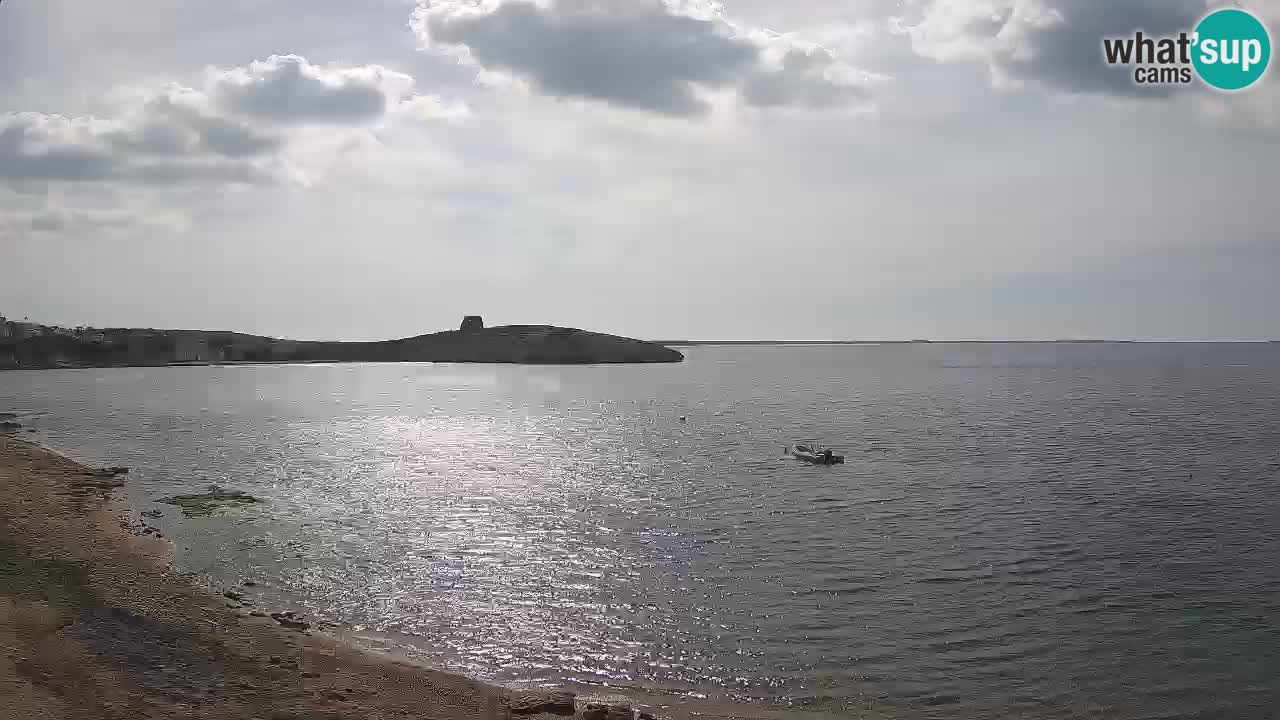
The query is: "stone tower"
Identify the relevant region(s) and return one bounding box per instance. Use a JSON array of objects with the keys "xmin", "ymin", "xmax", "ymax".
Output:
[{"xmin": 460, "ymin": 315, "xmax": 484, "ymax": 332}]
